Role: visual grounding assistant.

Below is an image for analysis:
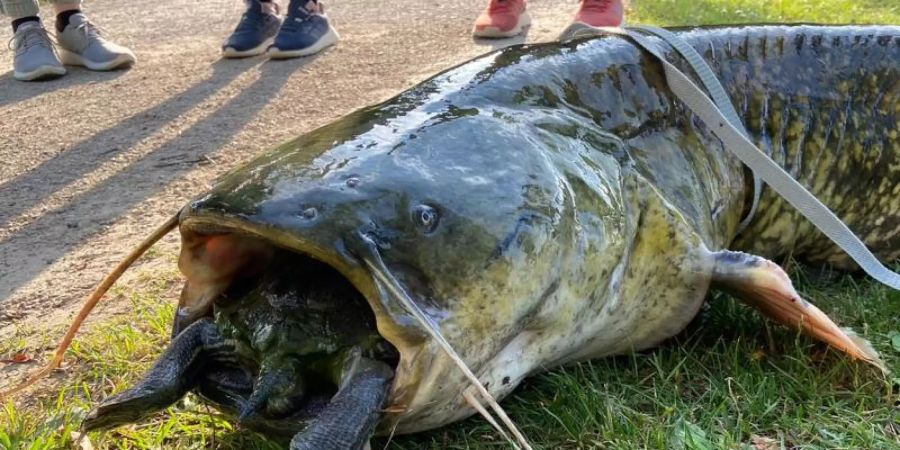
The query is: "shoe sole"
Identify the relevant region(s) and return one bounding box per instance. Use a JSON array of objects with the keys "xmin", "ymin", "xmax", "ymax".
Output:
[
  {"xmin": 223, "ymin": 37, "xmax": 275, "ymax": 59},
  {"xmin": 14, "ymin": 64, "xmax": 67, "ymax": 81},
  {"xmin": 59, "ymin": 49, "xmax": 137, "ymax": 71},
  {"xmin": 558, "ymin": 20, "xmax": 626, "ymax": 41},
  {"xmin": 266, "ymin": 25, "xmax": 339, "ymax": 59},
  {"xmin": 472, "ymin": 11, "xmax": 531, "ymax": 39}
]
